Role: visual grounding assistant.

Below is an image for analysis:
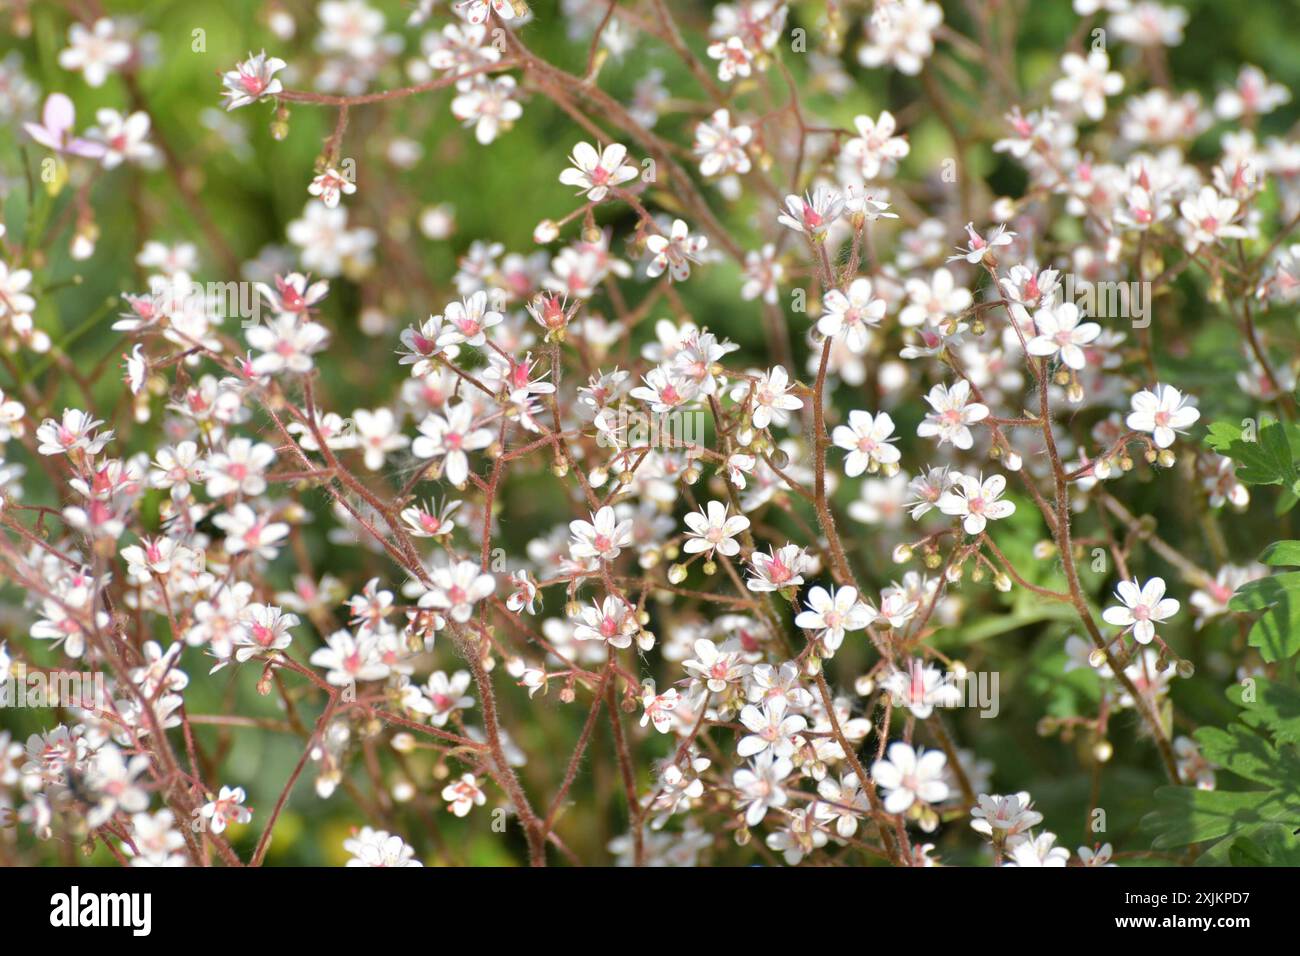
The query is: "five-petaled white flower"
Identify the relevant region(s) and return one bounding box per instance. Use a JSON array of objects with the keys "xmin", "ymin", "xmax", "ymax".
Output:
[
  {"xmin": 818, "ymin": 278, "xmax": 886, "ymax": 352},
  {"xmin": 938, "ymin": 472, "xmax": 1016, "ymax": 536},
  {"xmin": 411, "ymin": 403, "xmax": 494, "ymax": 487},
  {"xmin": 749, "ymin": 366, "xmax": 803, "ymax": 430},
  {"xmin": 917, "ymin": 380, "xmax": 988, "ymax": 450},
  {"xmin": 795, "ymin": 585, "xmax": 874, "ymax": 654},
  {"xmin": 572, "ymin": 595, "xmax": 638, "ymax": 649},
  {"xmin": 559, "ymin": 141, "xmax": 639, "ymax": 202},
  {"xmin": 645, "ymin": 219, "xmax": 708, "ymax": 282},
  {"xmin": 419, "ymin": 560, "xmax": 496, "ymax": 624},
  {"xmin": 569, "ymin": 505, "xmax": 633, "ymax": 563},
  {"xmin": 59, "ymin": 19, "xmax": 132, "ymax": 88},
  {"xmin": 871, "ymin": 742, "xmax": 949, "ymax": 814},
  {"xmin": 736, "ymin": 696, "xmax": 807, "ymax": 758},
  {"xmin": 682, "ymin": 500, "xmax": 750, "ymax": 558},
  {"xmin": 833, "ymin": 410, "xmax": 900, "ymax": 476},
  {"xmin": 1126, "ymin": 384, "xmax": 1200, "ymax": 448},
  {"xmin": 221, "ymin": 50, "xmax": 287, "ymax": 110},
  {"xmin": 1026, "ymin": 300, "xmax": 1101, "ymax": 370},
  {"xmin": 1051, "ymin": 50, "xmax": 1124, "ymax": 121},
  {"xmin": 1102, "ymin": 576, "xmax": 1180, "ymax": 644},
  {"xmin": 442, "ymin": 772, "xmax": 486, "ymax": 816},
  {"xmin": 199, "ymin": 786, "xmax": 252, "ymax": 835},
  {"xmin": 777, "ymin": 186, "xmax": 844, "ymax": 240}
]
